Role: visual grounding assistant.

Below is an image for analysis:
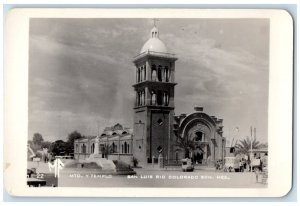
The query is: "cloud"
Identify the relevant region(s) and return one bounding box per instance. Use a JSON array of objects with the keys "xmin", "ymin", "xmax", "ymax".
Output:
[{"xmin": 28, "ymin": 18, "xmax": 269, "ymax": 143}]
